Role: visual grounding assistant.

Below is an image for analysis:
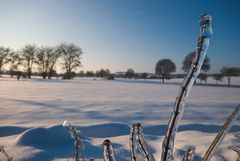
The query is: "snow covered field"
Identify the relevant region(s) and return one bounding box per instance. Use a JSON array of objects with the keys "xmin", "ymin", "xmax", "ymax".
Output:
[{"xmin": 0, "ymin": 77, "xmax": 239, "ymax": 161}]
